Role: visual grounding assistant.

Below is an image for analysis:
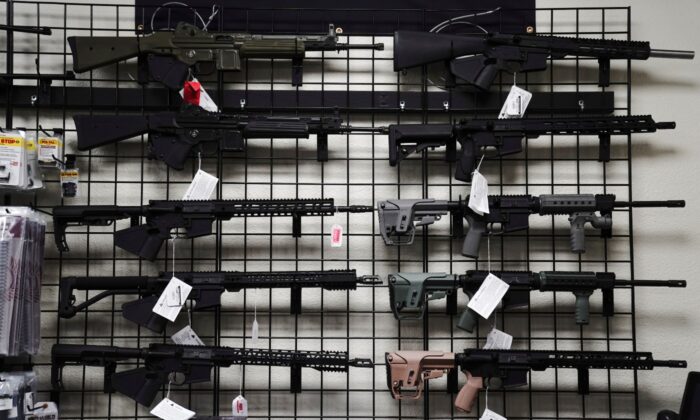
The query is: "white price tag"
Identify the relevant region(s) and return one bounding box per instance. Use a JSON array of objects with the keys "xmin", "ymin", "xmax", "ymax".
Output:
[
  {"xmin": 468, "ymin": 170, "xmax": 490, "ymax": 215},
  {"xmin": 467, "ymin": 273, "xmax": 509, "ymax": 319},
  {"xmin": 498, "ymin": 85, "xmax": 532, "ymax": 119},
  {"xmin": 182, "ymin": 170, "xmax": 219, "ymax": 201},
  {"xmin": 153, "ymin": 277, "xmax": 193, "ymax": 322},
  {"xmin": 150, "ymin": 398, "xmax": 196, "ymax": 420},
  {"xmin": 480, "ymin": 408, "xmax": 507, "ymax": 420},
  {"xmin": 38, "ymin": 136, "xmax": 62, "ymax": 166},
  {"xmin": 483, "ymin": 328, "xmax": 513, "ymax": 350},
  {"xmin": 232, "ymin": 395, "xmax": 248, "ymax": 419},
  {"xmin": 0, "ymin": 397, "xmax": 11, "ymax": 411},
  {"xmin": 197, "ymin": 86, "xmax": 219, "ymax": 113},
  {"xmin": 330, "ymin": 224, "xmax": 343, "ymax": 248},
  {"xmin": 25, "ymin": 401, "xmax": 59, "ymax": 420},
  {"xmin": 24, "ymin": 392, "xmax": 34, "ymax": 411},
  {"xmin": 171, "ymin": 325, "xmax": 204, "ymax": 346}
]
